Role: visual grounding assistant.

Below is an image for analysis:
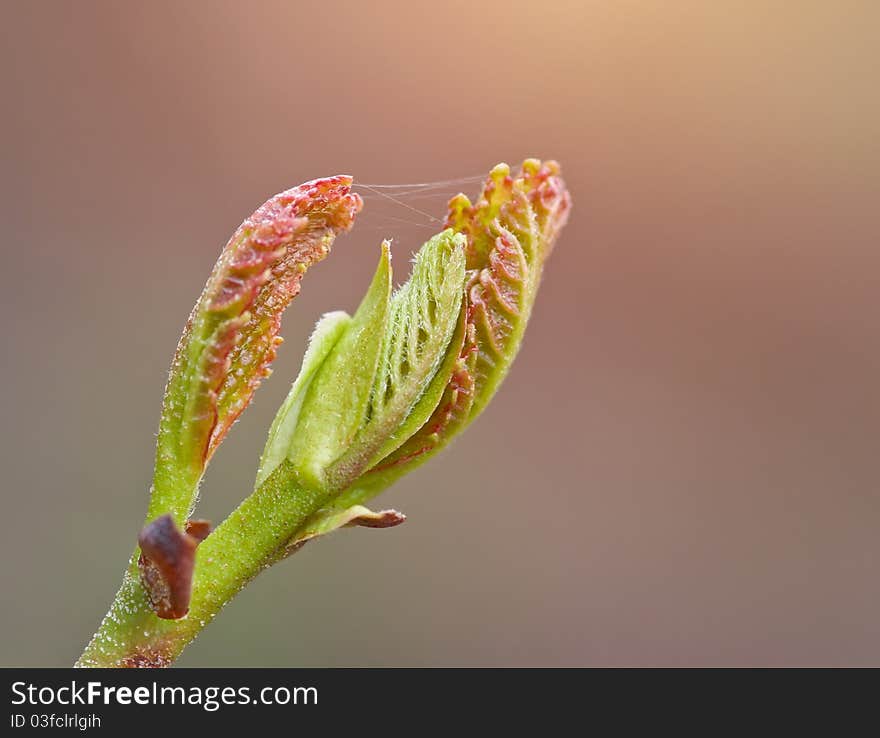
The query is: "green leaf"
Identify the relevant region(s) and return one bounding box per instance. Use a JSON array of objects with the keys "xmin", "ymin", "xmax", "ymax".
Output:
[
  {"xmin": 150, "ymin": 176, "xmax": 362, "ymax": 524},
  {"xmin": 284, "ymin": 242, "xmax": 393, "ymax": 491},
  {"xmin": 365, "ymin": 296, "xmax": 467, "ymax": 468},
  {"xmin": 324, "ymin": 229, "xmax": 466, "ymax": 489},
  {"xmin": 255, "ymin": 310, "xmax": 352, "ymax": 489}
]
